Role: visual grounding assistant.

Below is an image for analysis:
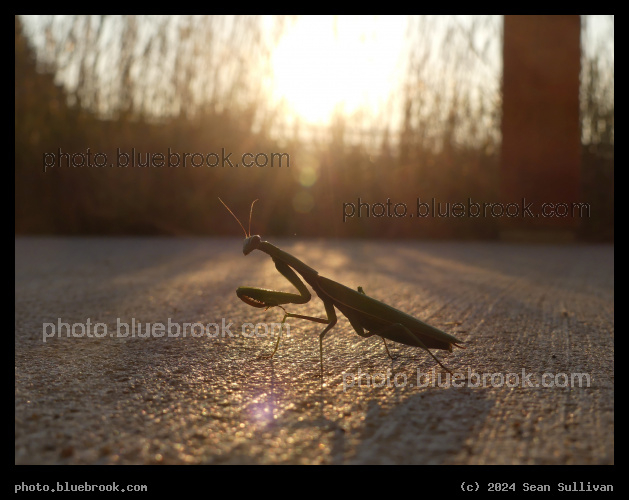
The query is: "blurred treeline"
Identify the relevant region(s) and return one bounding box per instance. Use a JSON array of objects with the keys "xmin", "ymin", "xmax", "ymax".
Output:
[{"xmin": 15, "ymin": 15, "xmax": 613, "ymax": 240}]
